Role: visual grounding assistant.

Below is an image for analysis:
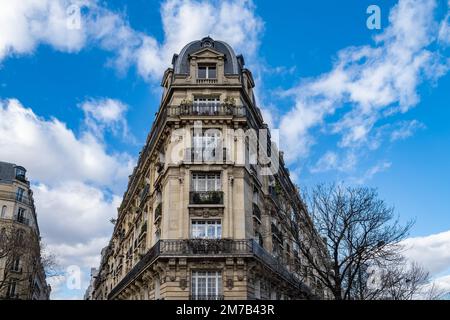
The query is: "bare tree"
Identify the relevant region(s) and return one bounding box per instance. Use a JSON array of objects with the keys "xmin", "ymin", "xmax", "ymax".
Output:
[
  {"xmin": 0, "ymin": 223, "xmax": 47, "ymax": 299},
  {"xmin": 294, "ymin": 184, "xmax": 414, "ymax": 300}
]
